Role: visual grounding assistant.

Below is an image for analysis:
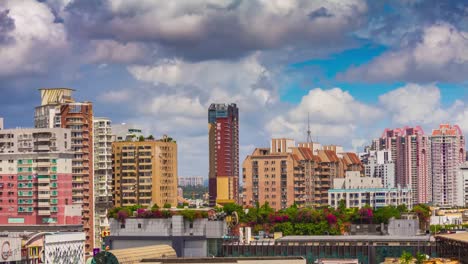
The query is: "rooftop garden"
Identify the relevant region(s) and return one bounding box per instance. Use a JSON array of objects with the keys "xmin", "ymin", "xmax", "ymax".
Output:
[
  {"xmin": 108, "ymin": 204, "xmax": 208, "ymax": 224},
  {"xmin": 107, "ymin": 201, "xmax": 452, "ymax": 236},
  {"xmin": 221, "ymin": 201, "xmax": 432, "ymax": 236}
]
